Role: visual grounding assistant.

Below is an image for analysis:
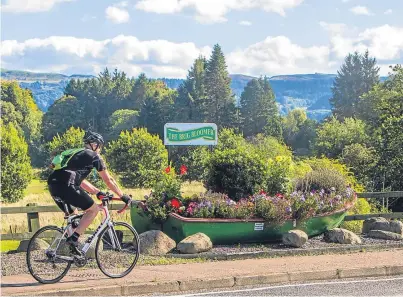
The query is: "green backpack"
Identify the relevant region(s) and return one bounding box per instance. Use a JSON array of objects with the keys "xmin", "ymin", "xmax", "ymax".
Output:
[{"xmin": 50, "ymin": 148, "xmax": 84, "ymax": 170}]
